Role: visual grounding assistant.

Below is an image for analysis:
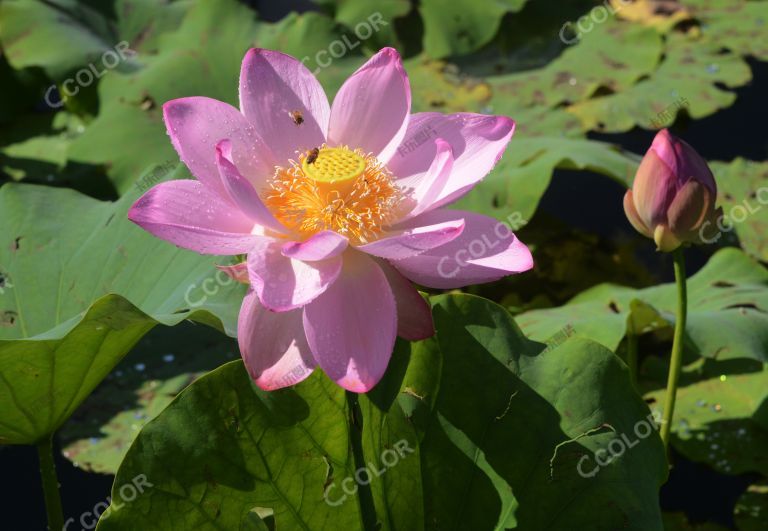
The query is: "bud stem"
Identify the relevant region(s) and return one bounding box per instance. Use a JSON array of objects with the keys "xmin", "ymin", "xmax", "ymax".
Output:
[{"xmin": 660, "ymin": 247, "xmax": 687, "ymax": 453}]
